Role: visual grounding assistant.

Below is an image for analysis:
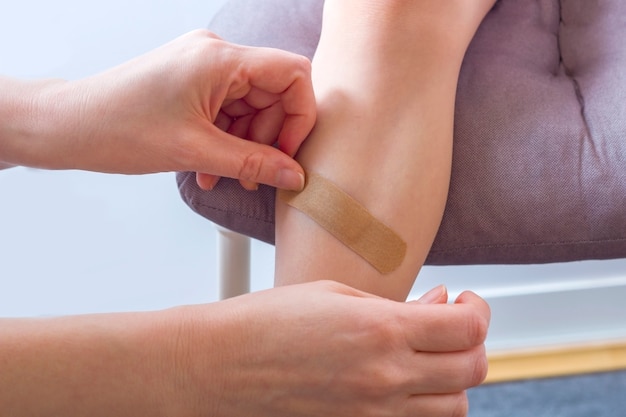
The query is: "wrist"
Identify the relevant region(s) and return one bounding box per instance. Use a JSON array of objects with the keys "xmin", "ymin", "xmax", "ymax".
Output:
[
  {"xmin": 162, "ymin": 300, "xmax": 278, "ymax": 417},
  {"xmin": 157, "ymin": 303, "xmax": 236, "ymax": 417},
  {"xmin": 0, "ymin": 77, "xmax": 72, "ymax": 169}
]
